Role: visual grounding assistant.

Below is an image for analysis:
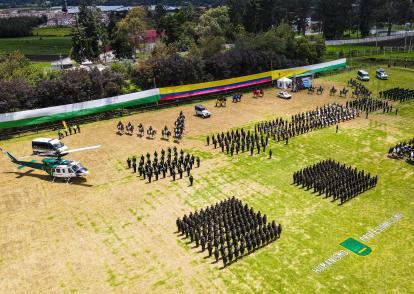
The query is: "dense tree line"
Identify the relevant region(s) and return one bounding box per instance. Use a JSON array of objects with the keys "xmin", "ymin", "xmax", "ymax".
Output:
[
  {"xmin": 0, "ymin": 0, "xmax": 222, "ymax": 7},
  {"xmin": 0, "ymin": 52, "xmax": 126, "ymax": 113},
  {"xmin": 316, "ymin": 0, "xmax": 414, "ymax": 39},
  {"xmin": 131, "ymin": 8, "xmax": 325, "ymax": 89},
  {"xmin": 0, "ymin": 16, "xmax": 47, "ymax": 38}
]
